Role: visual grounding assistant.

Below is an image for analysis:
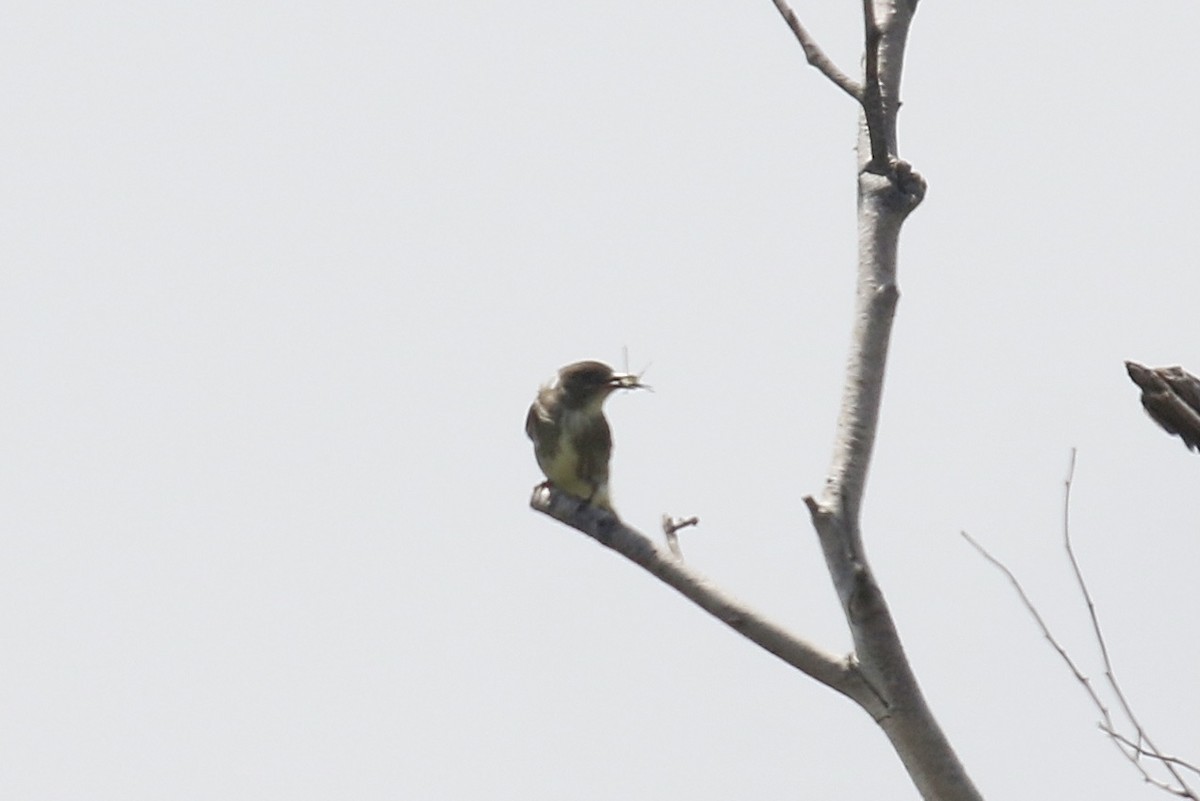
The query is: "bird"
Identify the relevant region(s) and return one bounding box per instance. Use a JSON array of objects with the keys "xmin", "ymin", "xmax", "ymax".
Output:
[
  {"xmin": 526, "ymin": 360, "xmax": 645, "ymax": 511},
  {"xmin": 1125, "ymin": 360, "xmax": 1200, "ymax": 452}
]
